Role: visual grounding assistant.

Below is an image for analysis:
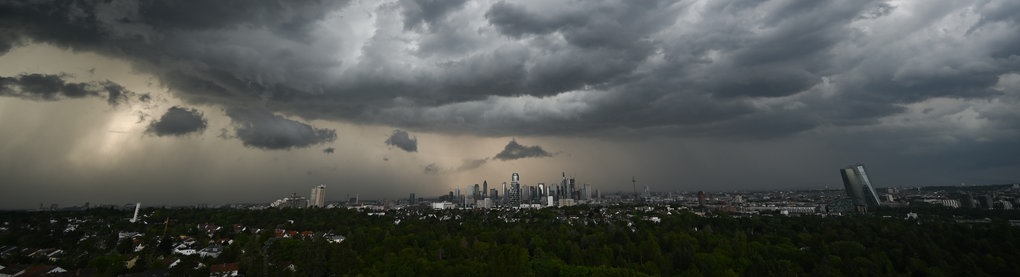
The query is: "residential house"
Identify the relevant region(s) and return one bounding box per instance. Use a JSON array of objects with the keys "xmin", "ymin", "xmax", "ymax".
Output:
[{"xmin": 198, "ymin": 245, "xmax": 223, "ymax": 258}]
